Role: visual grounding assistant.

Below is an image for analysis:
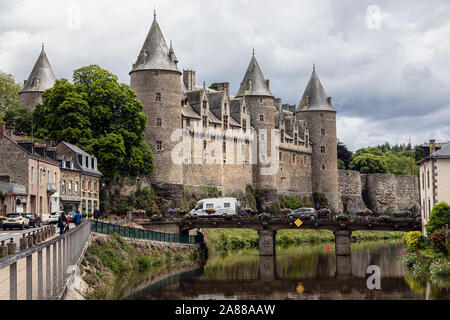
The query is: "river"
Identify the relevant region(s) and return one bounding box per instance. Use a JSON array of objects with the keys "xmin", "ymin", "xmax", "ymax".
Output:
[{"xmin": 123, "ymin": 240, "xmax": 449, "ymax": 300}]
